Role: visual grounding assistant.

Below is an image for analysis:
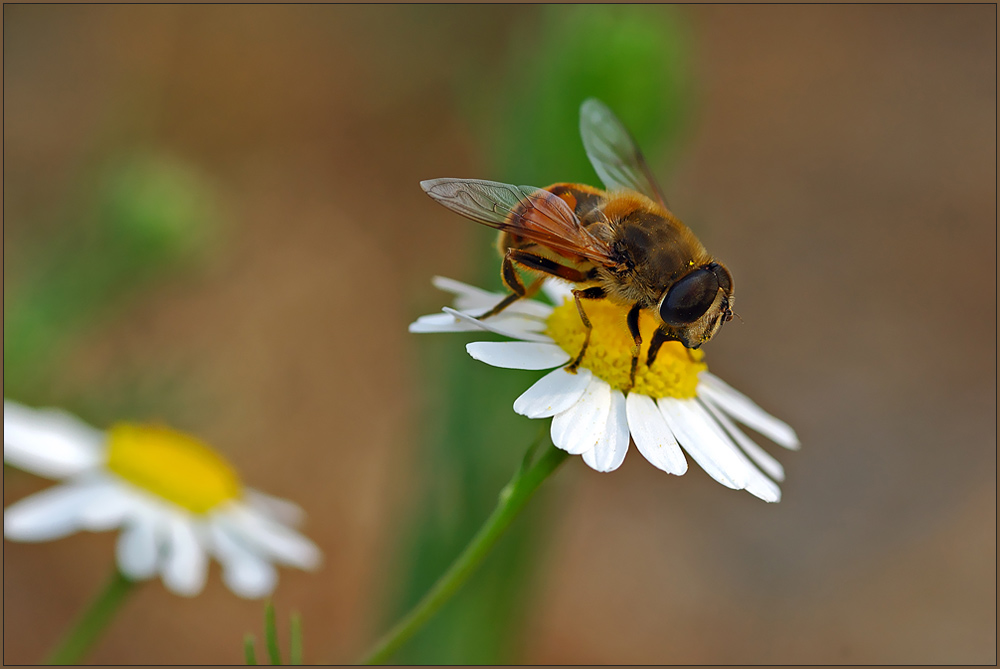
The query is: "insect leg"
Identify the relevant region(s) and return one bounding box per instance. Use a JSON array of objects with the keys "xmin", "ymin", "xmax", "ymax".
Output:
[
  {"xmin": 646, "ymin": 328, "xmax": 671, "ymax": 368},
  {"xmin": 646, "ymin": 331, "xmax": 699, "ymax": 364},
  {"xmin": 566, "ymin": 286, "xmax": 607, "ymax": 373},
  {"xmin": 476, "ymin": 254, "xmax": 539, "ymax": 320},
  {"xmin": 478, "ymin": 249, "xmax": 589, "ymax": 320},
  {"xmin": 507, "ymin": 249, "xmax": 590, "ymax": 282},
  {"xmin": 625, "ymin": 303, "xmax": 642, "ymax": 392}
]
